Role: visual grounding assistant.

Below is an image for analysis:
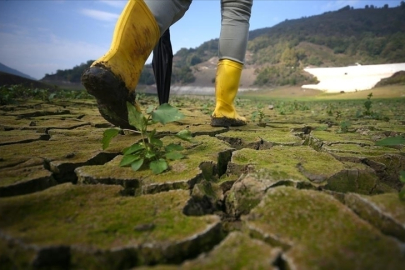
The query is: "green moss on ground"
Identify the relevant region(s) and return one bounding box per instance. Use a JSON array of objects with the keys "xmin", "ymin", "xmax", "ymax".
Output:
[
  {"xmin": 181, "ymin": 232, "xmax": 280, "ymax": 270},
  {"xmin": 217, "ymin": 129, "xmax": 302, "ymax": 146},
  {"xmin": 244, "ymin": 186, "xmax": 405, "ymax": 269},
  {"xmin": 229, "ymin": 146, "xmax": 345, "ymax": 183},
  {"xmin": 0, "ymin": 184, "xmax": 218, "ymax": 249},
  {"xmin": 0, "ymin": 165, "xmax": 52, "ymax": 187},
  {"xmin": 324, "ymin": 144, "xmax": 400, "ymax": 157},
  {"xmin": 345, "ymin": 192, "xmax": 405, "ymax": 241},
  {"xmin": 310, "ymin": 130, "xmax": 373, "ymax": 144}
]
